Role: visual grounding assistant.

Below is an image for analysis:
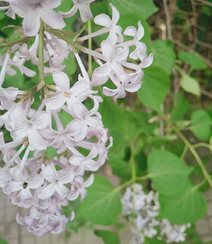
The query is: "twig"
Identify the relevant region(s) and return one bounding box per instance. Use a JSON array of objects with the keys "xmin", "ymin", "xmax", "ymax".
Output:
[
  {"xmin": 162, "ymin": 0, "xmax": 173, "ymax": 39},
  {"xmin": 173, "ymin": 40, "xmax": 212, "ymax": 68},
  {"xmin": 195, "ymin": 0, "xmax": 212, "ymax": 7}
]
